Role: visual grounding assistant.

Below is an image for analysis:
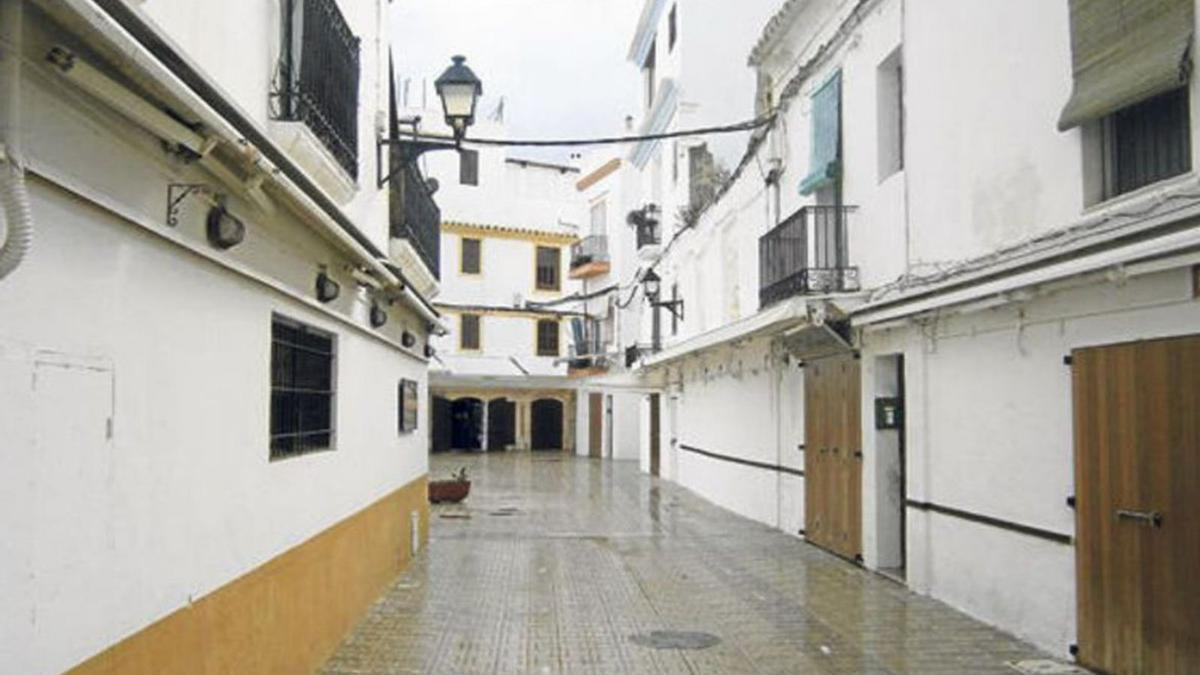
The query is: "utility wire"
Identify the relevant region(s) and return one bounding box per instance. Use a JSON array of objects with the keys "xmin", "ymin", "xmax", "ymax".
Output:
[{"xmin": 396, "ymin": 115, "xmax": 775, "ymax": 149}]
